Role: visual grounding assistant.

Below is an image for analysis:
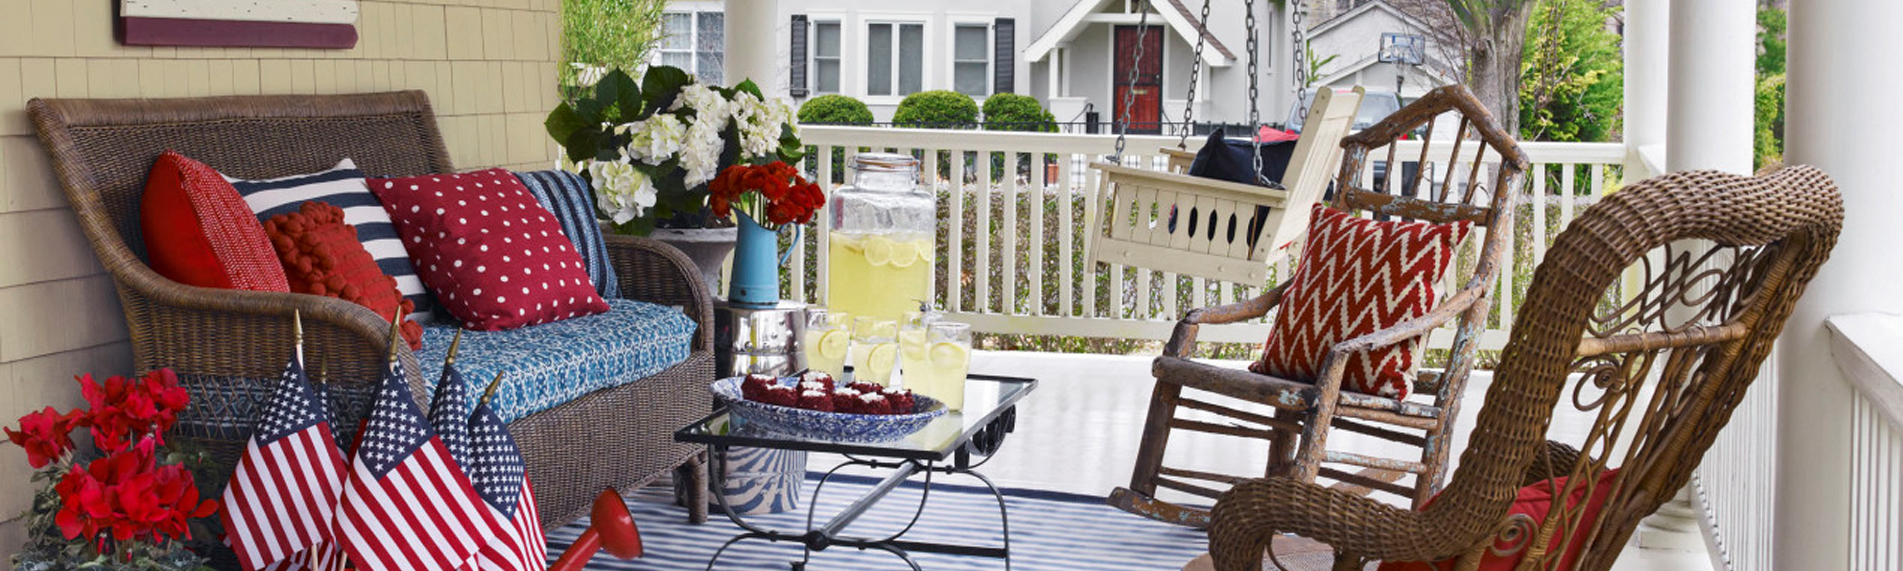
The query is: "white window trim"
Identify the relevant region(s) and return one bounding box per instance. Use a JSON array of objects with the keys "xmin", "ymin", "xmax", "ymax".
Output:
[
  {"xmin": 859, "ymin": 15, "xmax": 934, "ymax": 106},
  {"xmin": 946, "ymin": 16, "xmax": 994, "ymax": 99},
  {"xmin": 658, "ymin": 9, "xmax": 725, "ymax": 83},
  {"xmin": 808, "ymin": 17, "xmax": 846, "ymax": 96}
]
